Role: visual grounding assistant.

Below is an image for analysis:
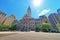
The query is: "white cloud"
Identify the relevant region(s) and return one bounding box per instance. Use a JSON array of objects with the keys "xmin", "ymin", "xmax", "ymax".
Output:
[{"xmin": 38, "ymin": 9, "xmax": 50, "ymax": 16}]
